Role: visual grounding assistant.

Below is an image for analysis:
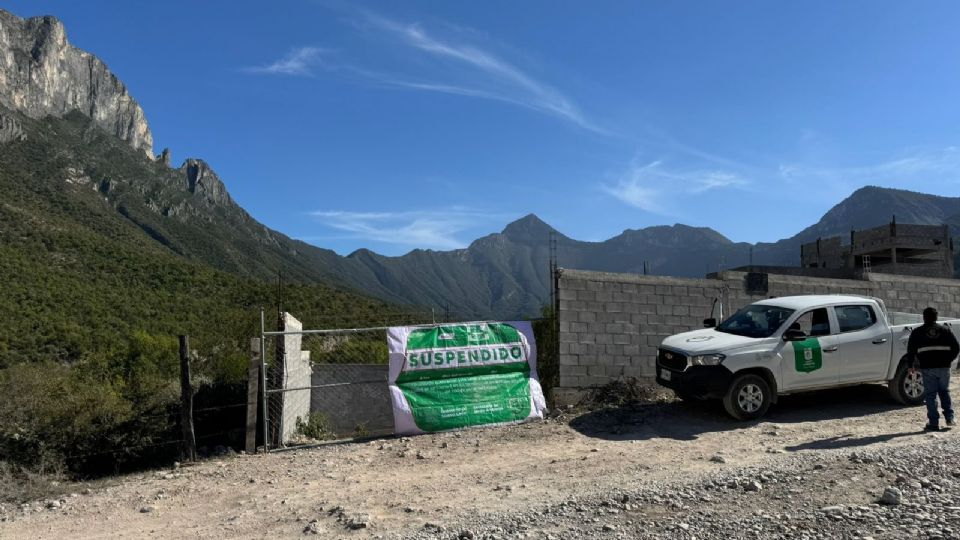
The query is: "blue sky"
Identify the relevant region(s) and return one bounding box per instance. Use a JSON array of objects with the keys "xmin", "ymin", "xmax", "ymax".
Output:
[{"xmin": 6, "ymin": 1, "xmax": 960, "ymax": 255}]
